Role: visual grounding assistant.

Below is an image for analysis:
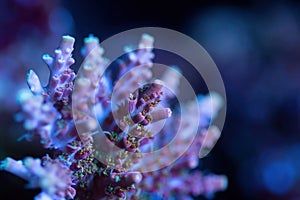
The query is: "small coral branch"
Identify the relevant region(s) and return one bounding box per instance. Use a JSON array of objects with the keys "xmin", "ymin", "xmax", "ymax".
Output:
[{"xmin": 1, "ymin": 156, "xmax": 76, "ymax": 200}]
